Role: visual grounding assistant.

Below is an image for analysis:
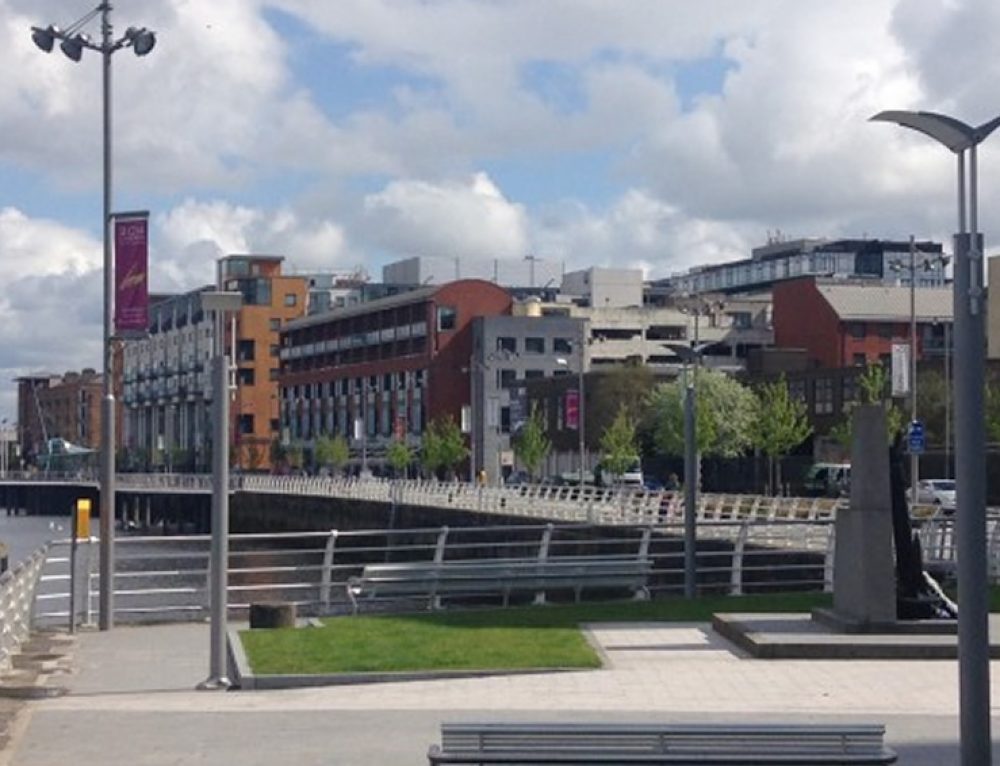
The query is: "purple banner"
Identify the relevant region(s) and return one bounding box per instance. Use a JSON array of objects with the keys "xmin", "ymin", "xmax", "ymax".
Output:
[
  {"xmin": 114, "ymin": 213, "xmax": 149, "ymax": 336},
  {"xmin": 565, "ymin": 389, "xmax": 580, "ymax": 430}
]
